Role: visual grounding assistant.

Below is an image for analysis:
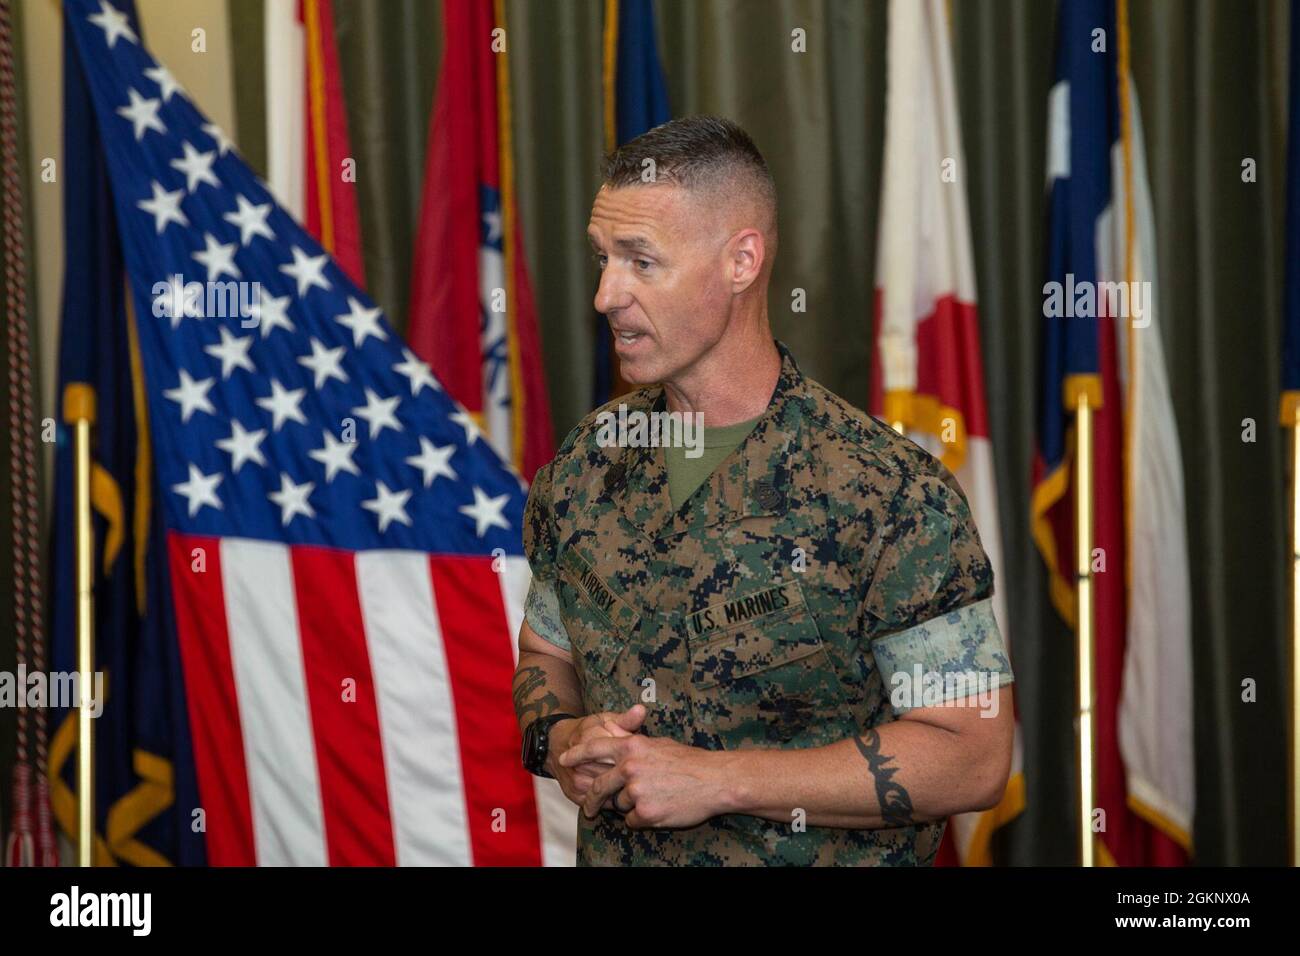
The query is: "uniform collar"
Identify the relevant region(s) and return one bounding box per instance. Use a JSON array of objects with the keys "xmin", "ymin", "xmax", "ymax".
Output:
[{"xmin": 614, "ymin": 340, "xmax": 809, "ymax": 541}]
